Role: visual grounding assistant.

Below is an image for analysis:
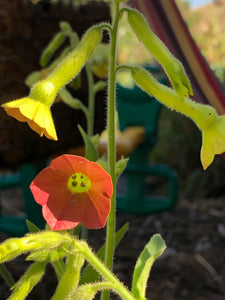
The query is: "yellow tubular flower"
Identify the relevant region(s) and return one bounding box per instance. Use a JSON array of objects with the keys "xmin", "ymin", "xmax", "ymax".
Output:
[
  {"xmin": 2, "ymin": 98, "xmax": 57, "ymax": 140},
  {"xmin": 2, "ymin": 25, "xmax": 102, "ymax": 141},
  {"xmin": 130, "ymin": 66, "xmax": 225, "ymax": 170}
]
